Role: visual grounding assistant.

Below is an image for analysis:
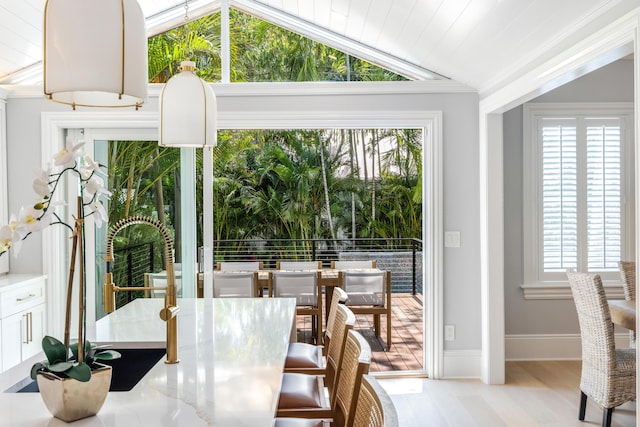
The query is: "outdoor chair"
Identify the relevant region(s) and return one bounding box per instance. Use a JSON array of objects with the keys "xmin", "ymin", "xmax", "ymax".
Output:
[
  {"xmin": 212, "ymin": 271, "xmax": 259, "ymax": 298},
  {"xmin": 146, "ymin": 271, "xmax": 182, "ymax": 298},
  {"xmin": 353, "ymin": 375, "xmax": 399, "ymax": 427},
  {"xmin": 216, "ymin": 261, "xmax": 263, "ymax": 271},
  {"xmin": 331, "ymin": 260, "xmax": 377, "ymax": 270},
  {"xmin": 341, "ymin": 270, "xmax": 392, "ymax": 350},
  {"xmin": 272, "ymin": 270, "xmax": 323, "ymax": 343},
  {"xmin": 566, "ymin": 270, "xmax": 636, "ymax": 427},
  {"xmin": 277, "ymin": 261, "xmax": 323, "ymax": 270},
  {"xmin": 276, "ymin": 328, "xmax": 371, "ymax": 427},
  {"xmin": 618, "ymin": 260, "xmax": 636, "ymax": 347}
]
